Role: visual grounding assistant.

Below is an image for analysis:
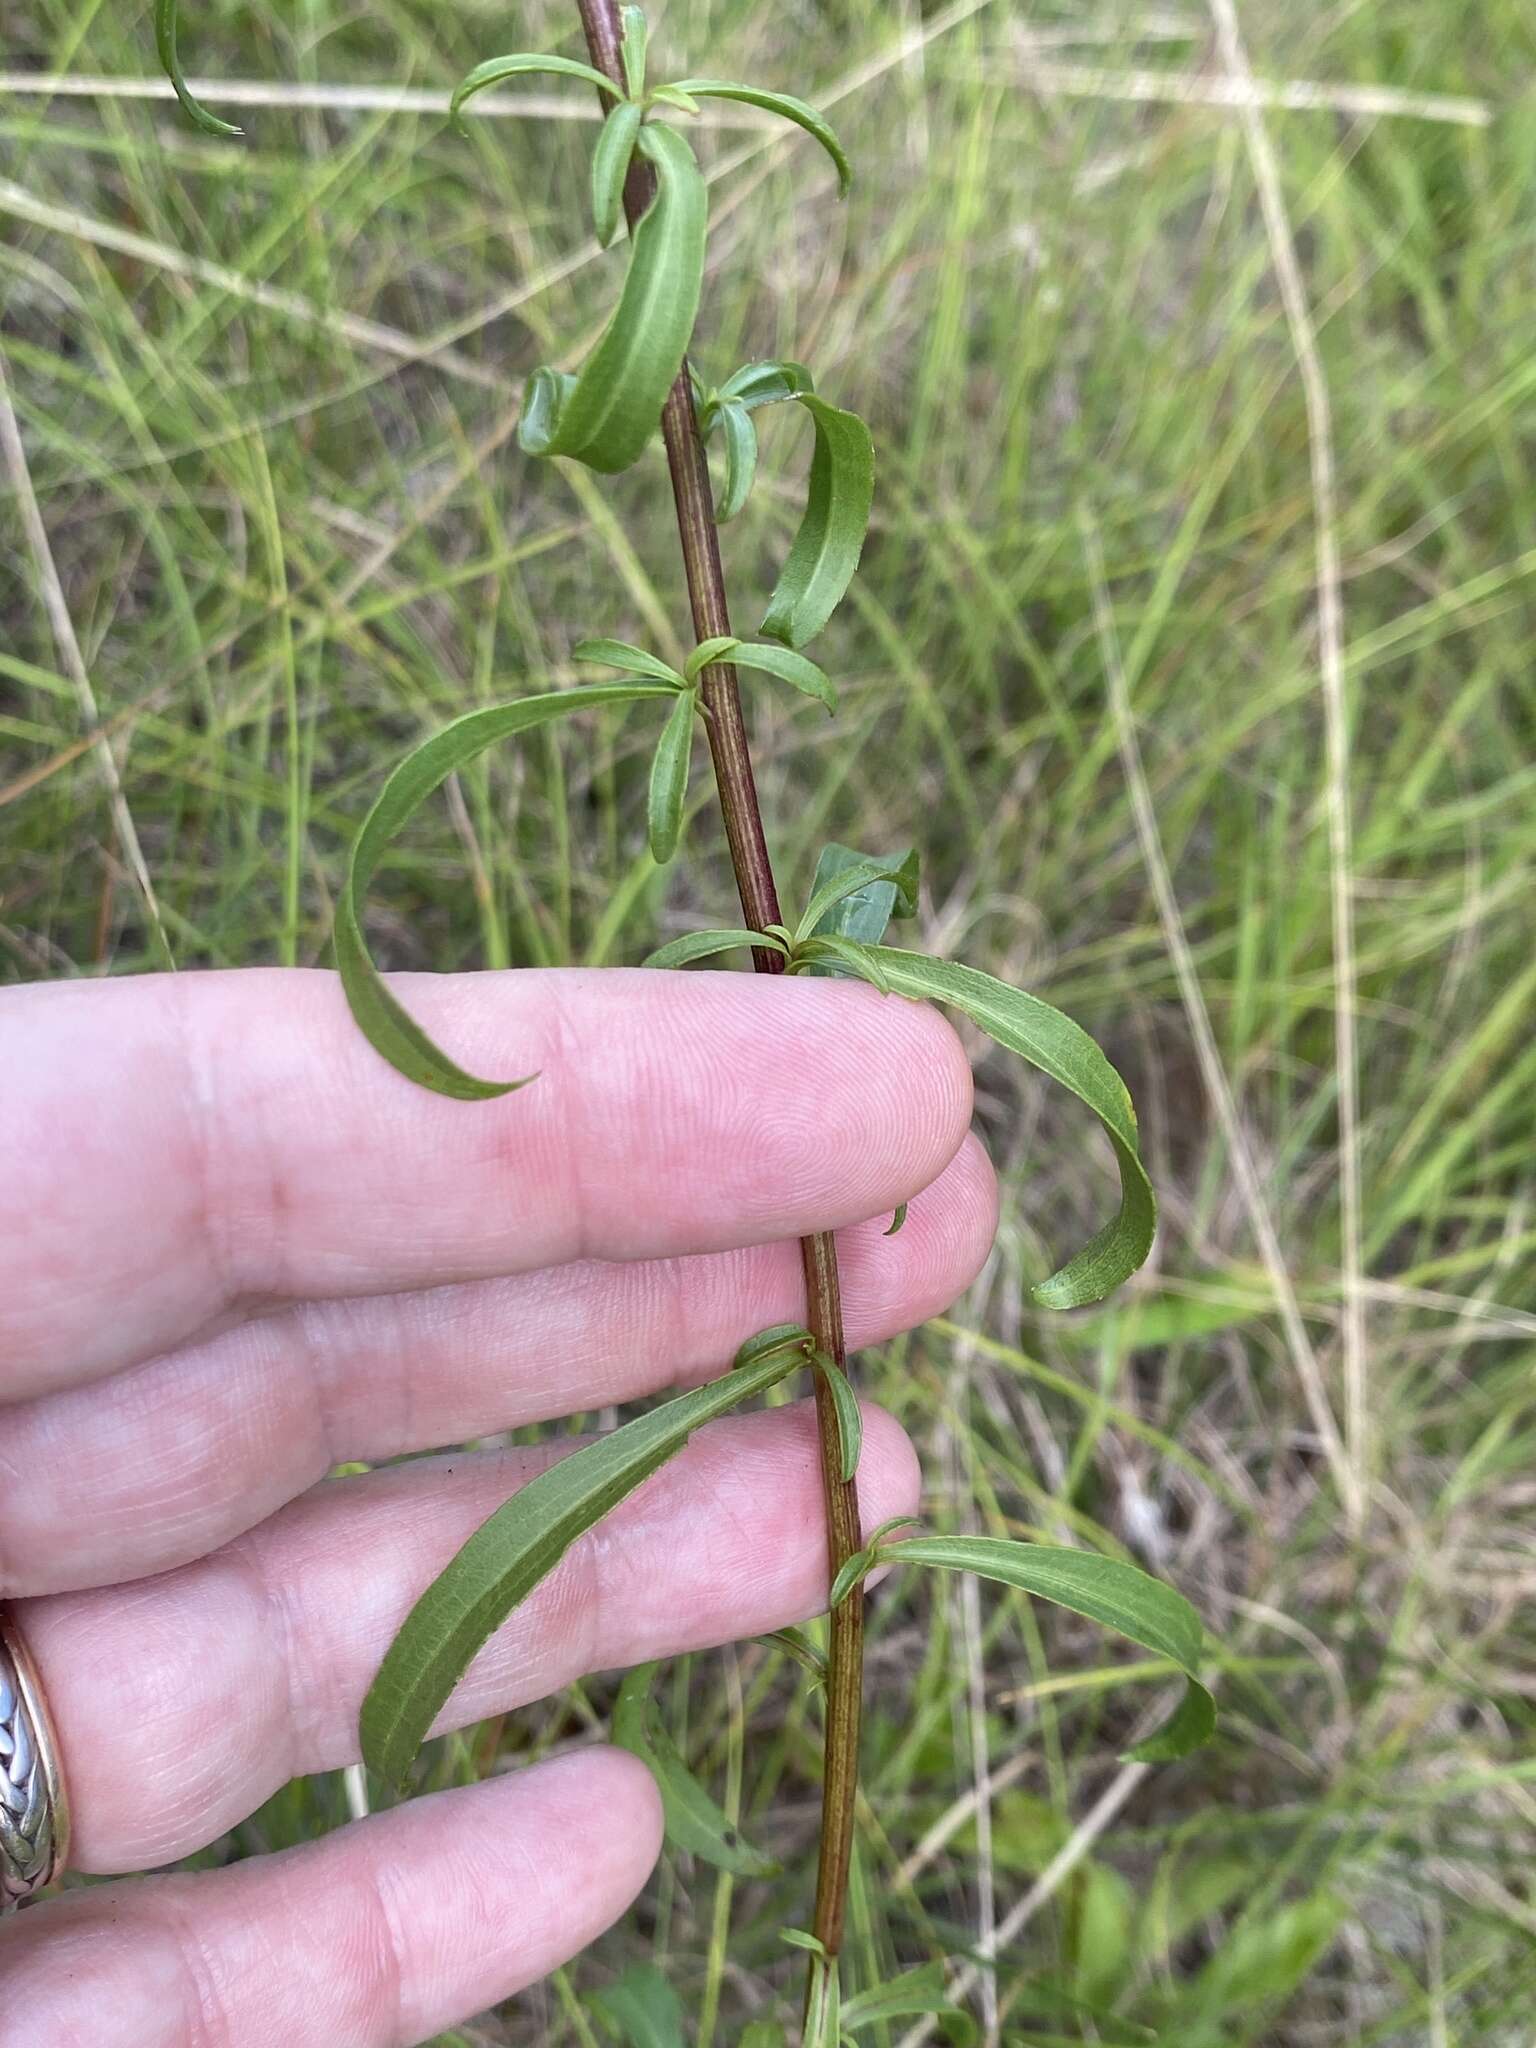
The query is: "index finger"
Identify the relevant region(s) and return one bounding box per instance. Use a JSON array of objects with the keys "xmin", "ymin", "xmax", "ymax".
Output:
[{"xmin": 1, "ymin": 967, "xmax": 972, "ymax": 1398}]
